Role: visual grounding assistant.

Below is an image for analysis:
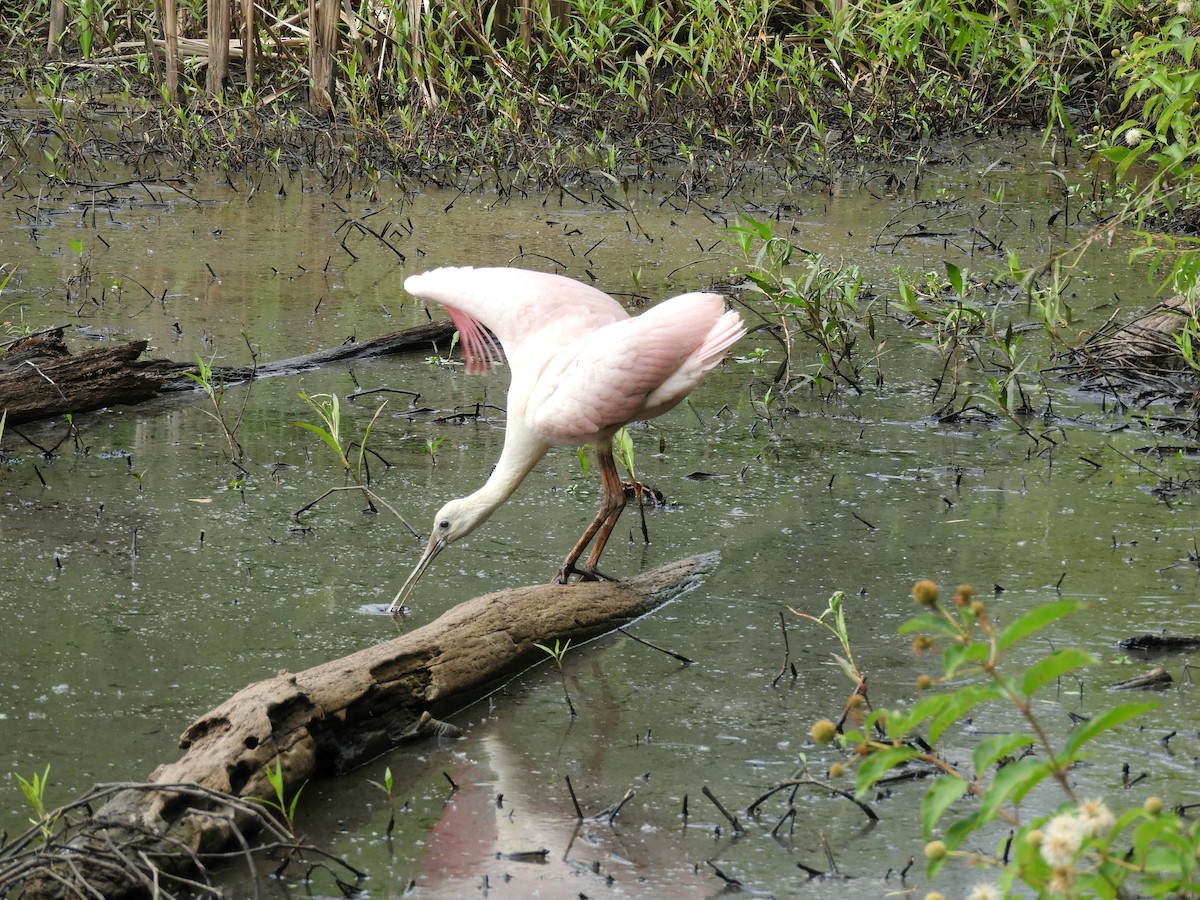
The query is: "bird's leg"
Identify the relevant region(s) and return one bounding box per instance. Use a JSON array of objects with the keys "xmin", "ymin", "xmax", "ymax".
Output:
[
  {"xmin": 582, "ymin": 444, "xmax": 628, "ymax": 573},
  {"xmin": 554, "ymin": 443, "xmax": 627, "ymax": 584}
]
